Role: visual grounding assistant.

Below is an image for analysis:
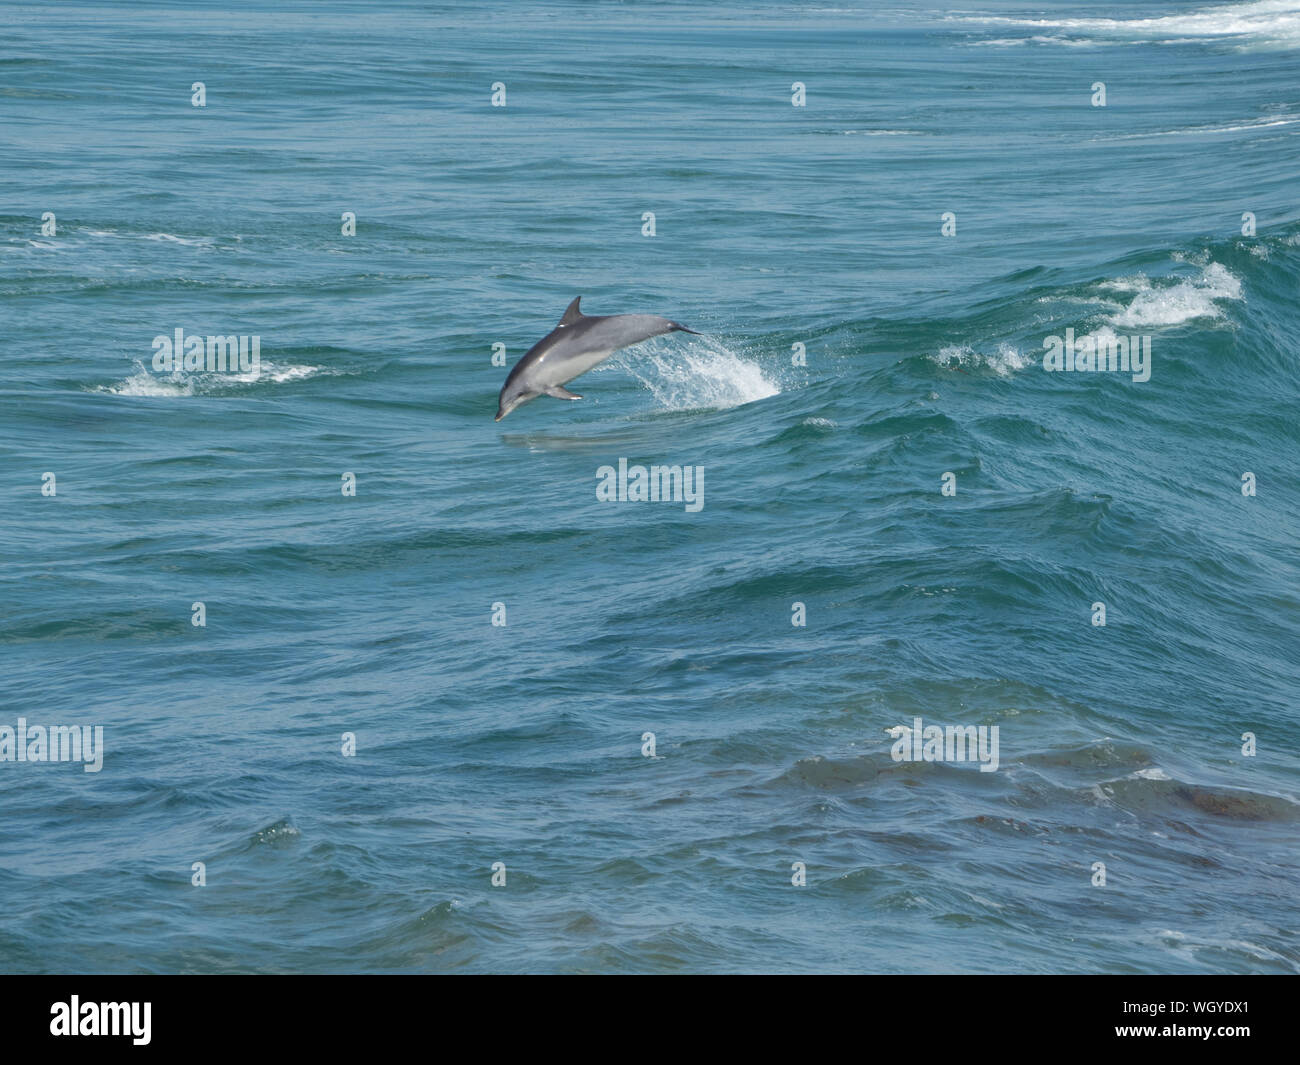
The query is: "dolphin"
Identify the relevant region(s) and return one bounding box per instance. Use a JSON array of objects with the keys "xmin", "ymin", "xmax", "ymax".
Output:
[{"xmin": 495, "ymin": 297, "xmax": 700, "ymax": 421}]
